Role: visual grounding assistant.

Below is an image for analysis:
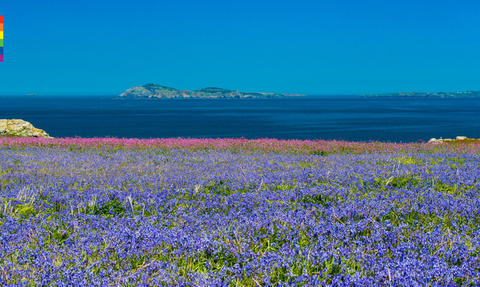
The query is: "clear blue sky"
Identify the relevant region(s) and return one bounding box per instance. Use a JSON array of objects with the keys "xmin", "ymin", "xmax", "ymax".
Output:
[{"xmin": 1, "ymin": 0, "xmax": 479, "ymax": 95}]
